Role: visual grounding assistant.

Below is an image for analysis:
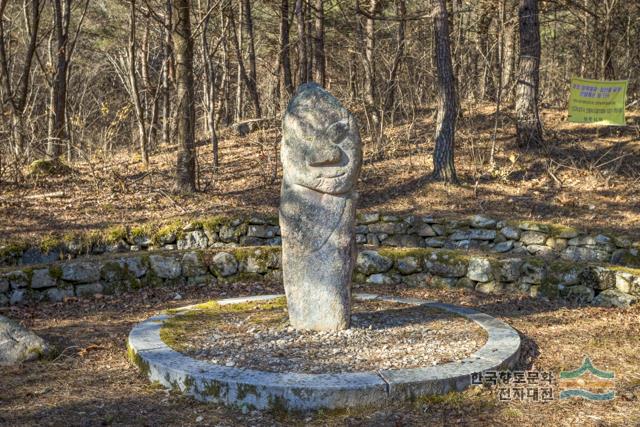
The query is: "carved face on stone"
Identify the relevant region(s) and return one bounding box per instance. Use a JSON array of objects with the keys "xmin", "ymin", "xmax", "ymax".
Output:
[{"xmin": 282, "ymin": 83, "xmax": 362, "ymax": 195}]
